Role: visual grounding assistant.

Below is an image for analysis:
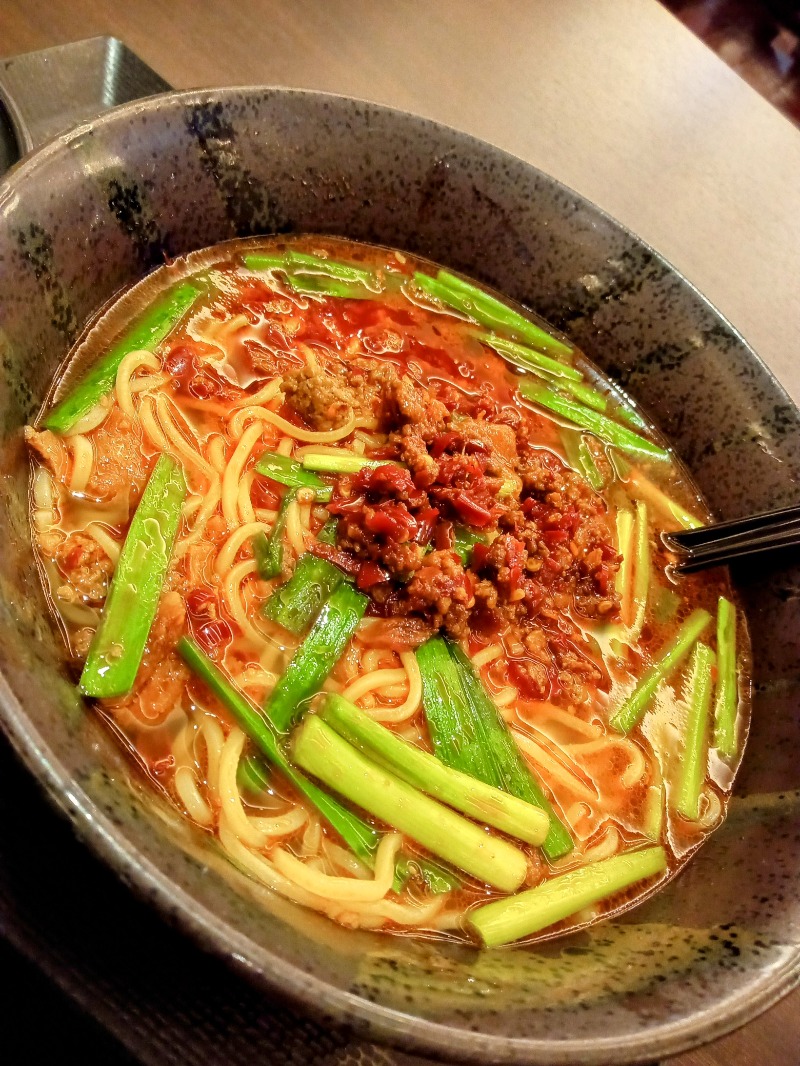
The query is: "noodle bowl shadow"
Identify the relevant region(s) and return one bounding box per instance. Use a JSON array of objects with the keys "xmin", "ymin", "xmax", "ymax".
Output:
[{"xmin": 0, "ymin": 88, "xmax": 798, "ymax": 1065}]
